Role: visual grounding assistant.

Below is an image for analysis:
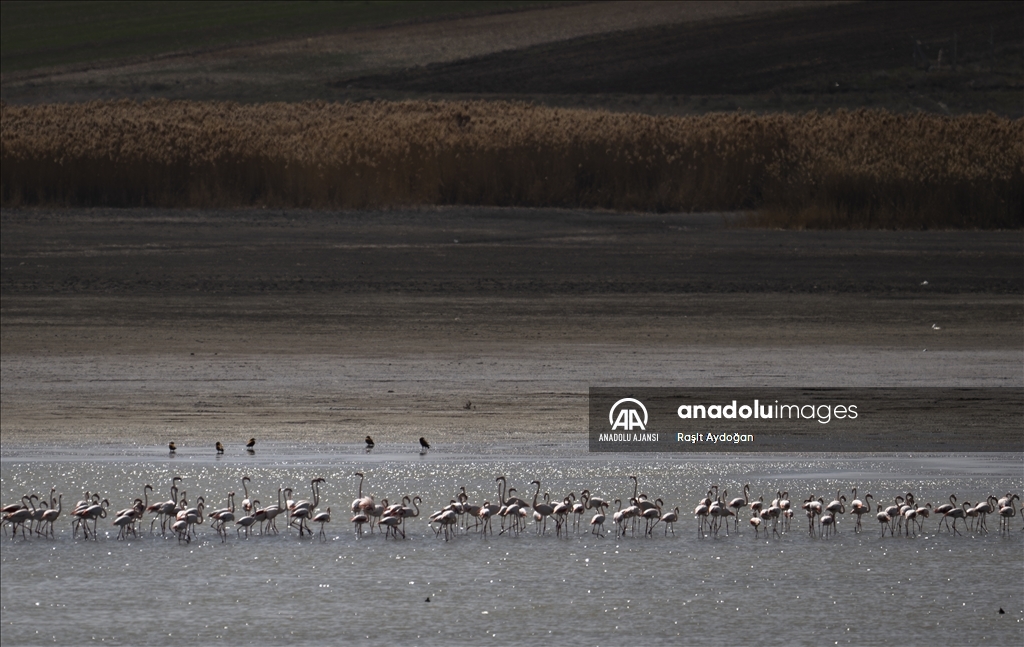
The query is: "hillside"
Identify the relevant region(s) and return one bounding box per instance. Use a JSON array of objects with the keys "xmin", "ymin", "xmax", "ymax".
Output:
[
  {"xmin": 6, "ymin": 1, "xmax": 1018, "ymax": 115},
  {"xmin": 348, "ymin": 1, "xmax": 1023, "ymax": 115}
]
